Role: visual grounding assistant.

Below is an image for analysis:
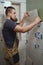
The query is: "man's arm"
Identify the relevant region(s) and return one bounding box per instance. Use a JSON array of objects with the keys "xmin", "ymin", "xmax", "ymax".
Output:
[
  {"xmin": 19, "ymin": 12, "xmax": 29, "ymax": 26},
  {"xmin": 14, "ymin": 17, "xmax": 41, "ymax": 33}
]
